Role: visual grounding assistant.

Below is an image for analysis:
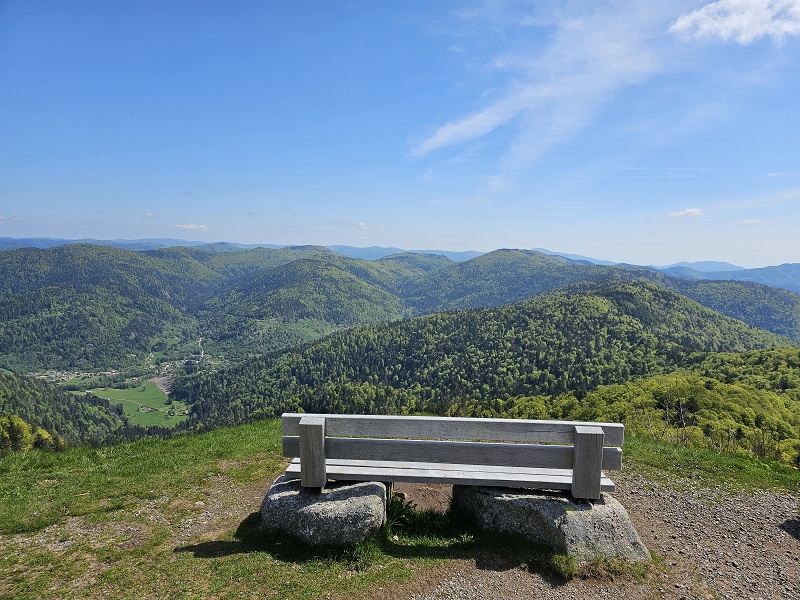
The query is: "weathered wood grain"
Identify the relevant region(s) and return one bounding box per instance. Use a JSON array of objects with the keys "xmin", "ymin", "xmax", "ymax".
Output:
[
  {"xmin": 299, "ymin": 416, "xmax": 326, "ymax": 488},
  {"xmin": 571, "ymin": 425, "xmax": 605, "ymax": 500},
  {"xmin": 282, "ymin": 413, "xmax": 623, "ymax": 494},
  {"xmin": 284, "ymin": 458, "xmax": 616, "ymax": 492},
  {"xmin": 282, "ymin": 436, "xmax": 623, "ymax": 470},
  {"xmin": 281, "ymin": 413, "xmax": 624, "ymax": 446}
]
